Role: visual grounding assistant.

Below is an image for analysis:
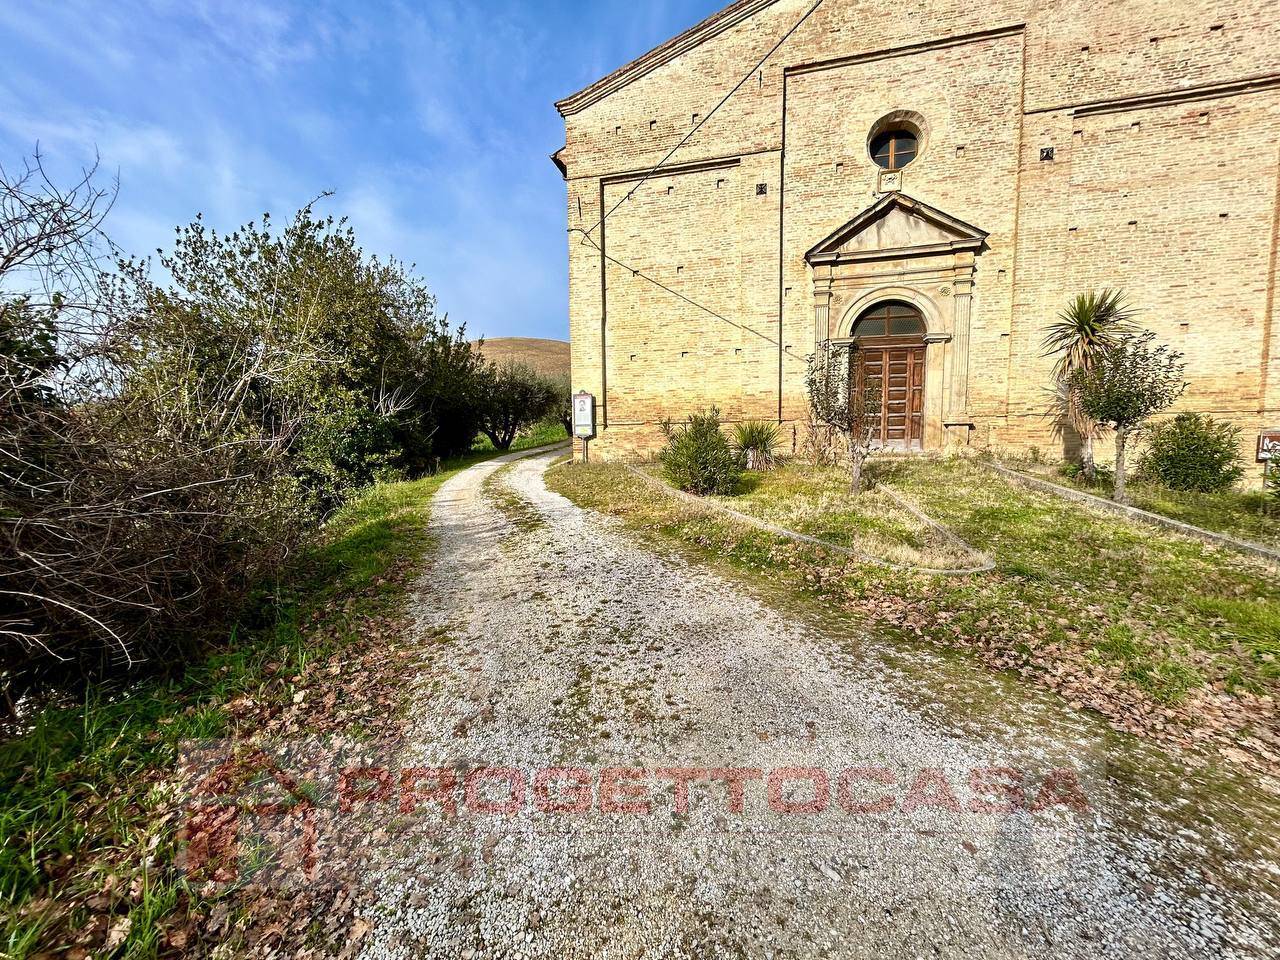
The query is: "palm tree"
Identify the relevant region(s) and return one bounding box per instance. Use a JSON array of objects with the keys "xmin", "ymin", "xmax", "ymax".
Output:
[{"xmin": 1042, "ymin": 289, "xmax": 1137, "ymax": 480}]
